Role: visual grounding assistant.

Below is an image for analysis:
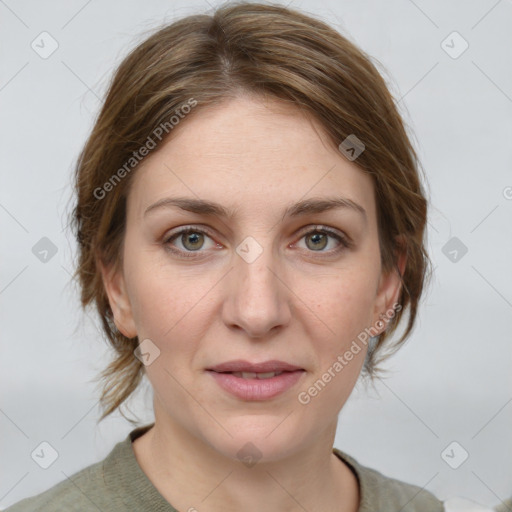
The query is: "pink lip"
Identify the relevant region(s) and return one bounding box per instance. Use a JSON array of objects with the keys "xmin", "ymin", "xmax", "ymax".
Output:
[
  {"xmin": 207, "ymin": 359, "xmax": 303, "ymax": 373},
  {"xmin": 208, "ymin": 370, "xmax": 304, "ymax": 400},
  {"xmin": 206, "ymin": 360, "xmax": 306, "ymax": 401}
]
